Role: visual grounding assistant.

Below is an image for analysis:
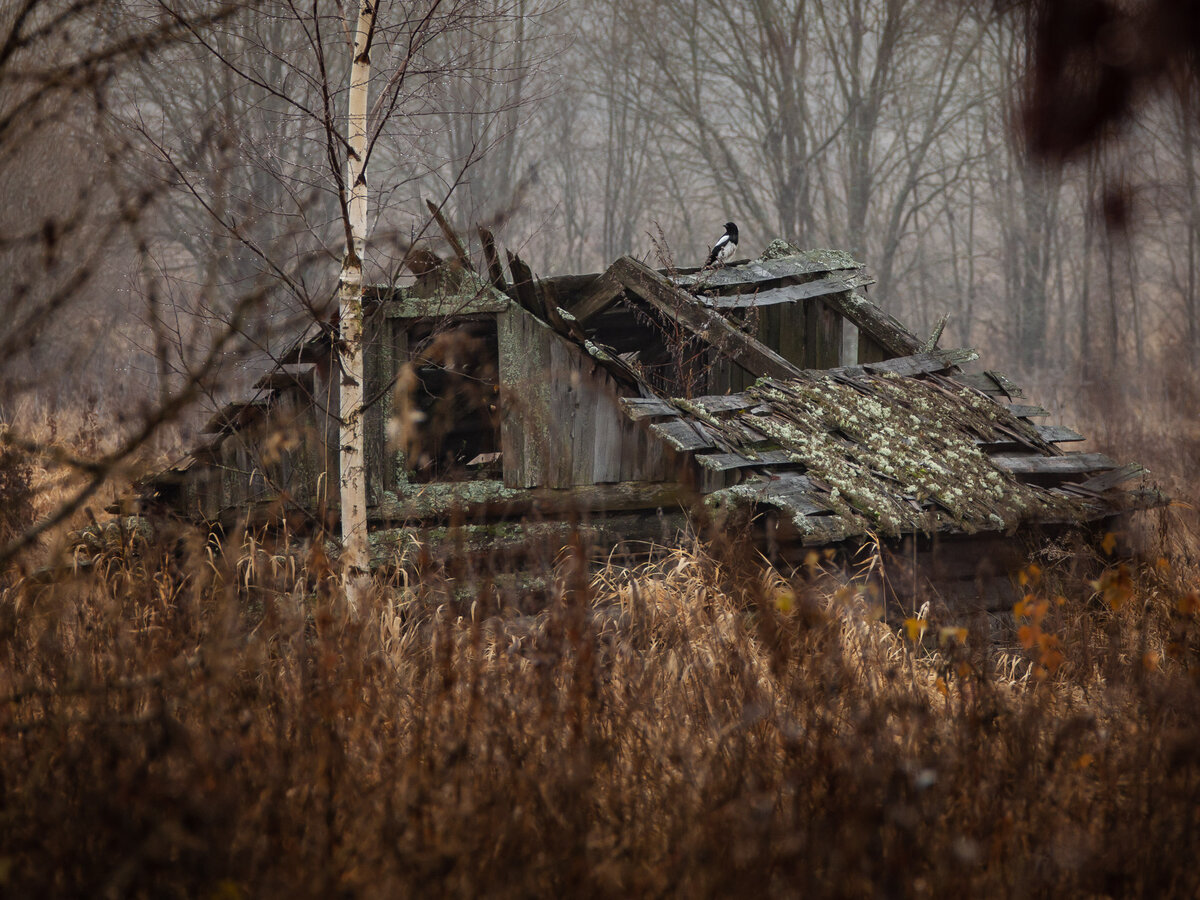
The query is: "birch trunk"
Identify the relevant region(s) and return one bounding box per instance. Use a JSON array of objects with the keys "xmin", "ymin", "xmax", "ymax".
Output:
[{"xmin": 339, "ymin": 0, "xmax": 376, "ymax": 610}]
